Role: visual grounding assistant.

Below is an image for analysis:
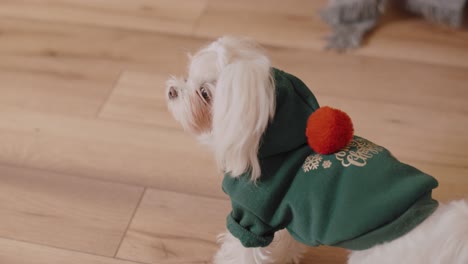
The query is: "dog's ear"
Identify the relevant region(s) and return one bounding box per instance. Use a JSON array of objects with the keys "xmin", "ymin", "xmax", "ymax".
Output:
[{"xmin": 212, "ymin": 57, "xmax": 275, "ymax": 181}]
